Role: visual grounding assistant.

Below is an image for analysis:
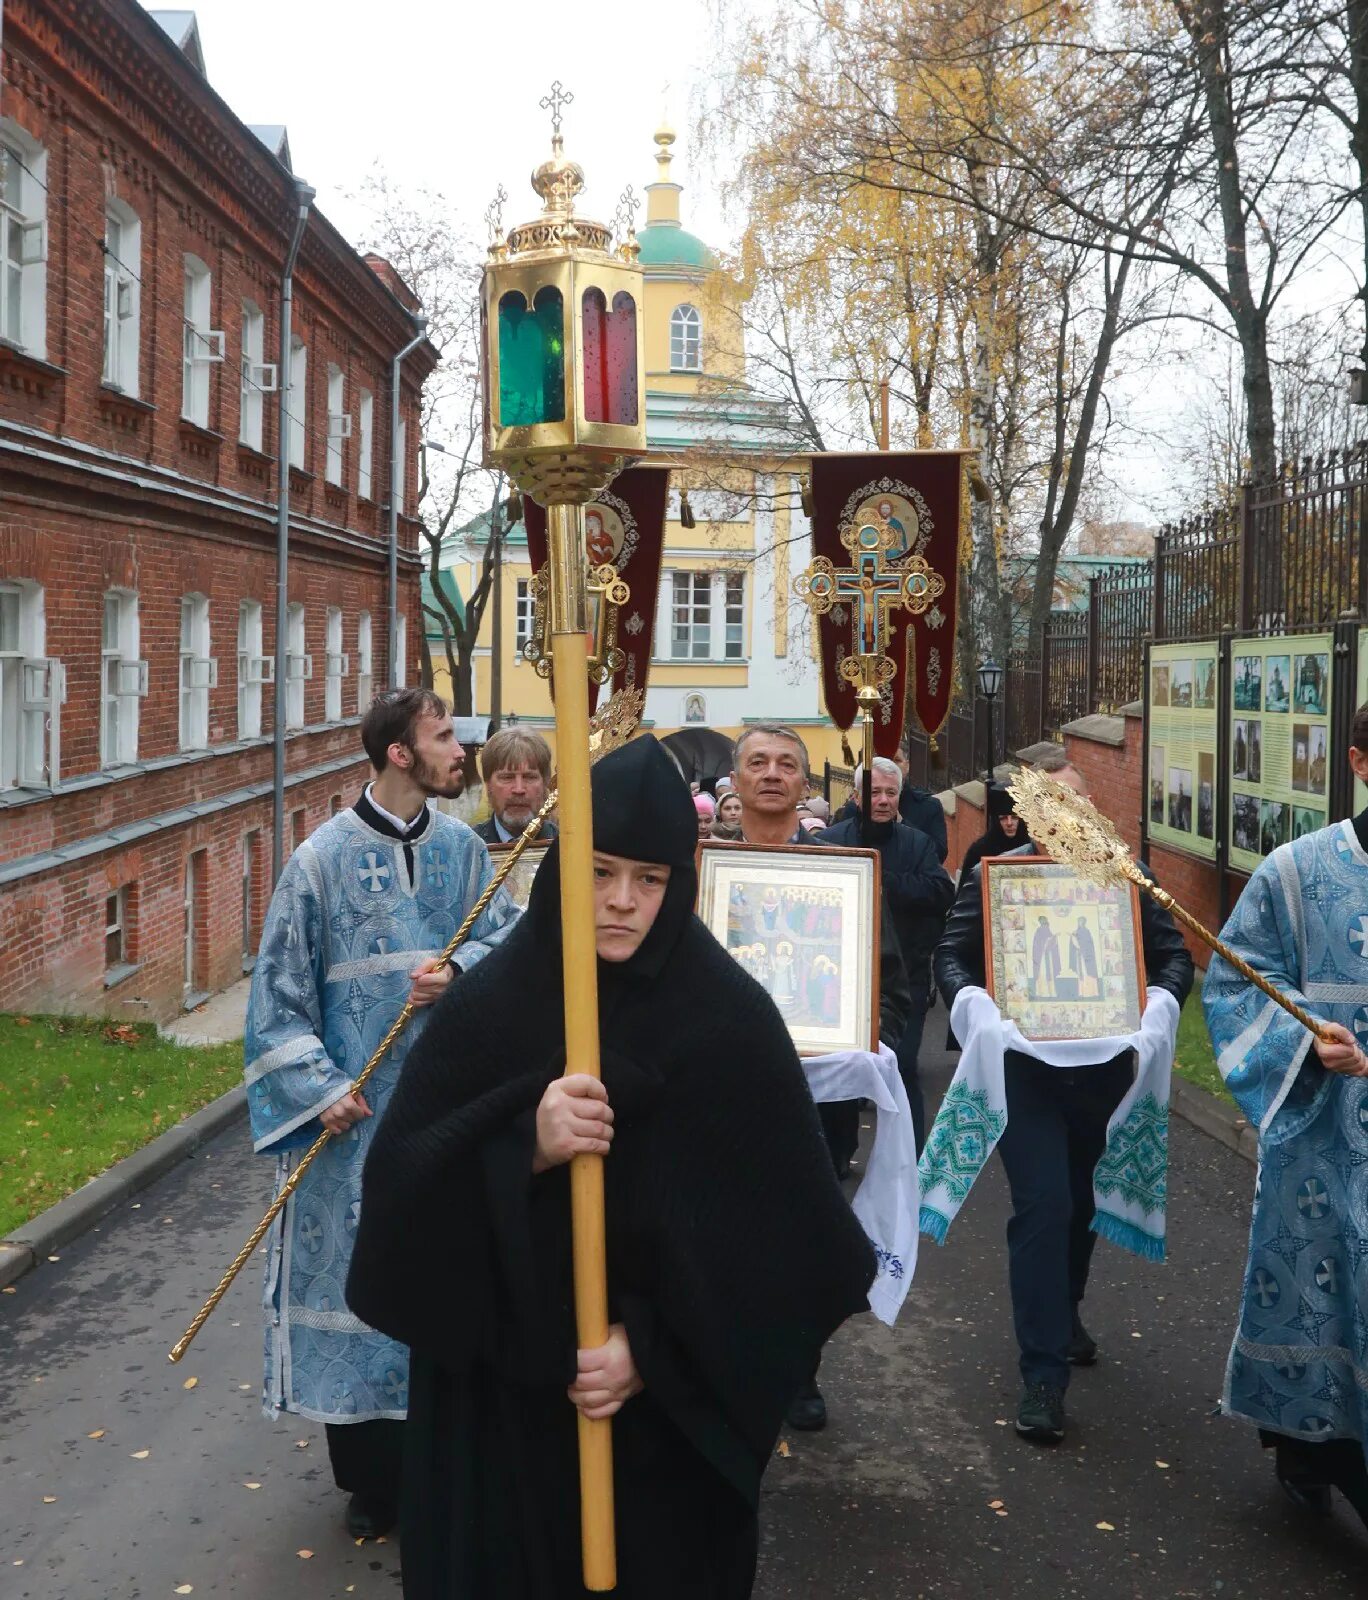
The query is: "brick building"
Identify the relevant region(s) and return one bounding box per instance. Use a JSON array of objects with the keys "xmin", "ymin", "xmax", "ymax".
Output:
[{"xmin": 0, "ymin": 0, "xmax": 436, "ymax": 1019}]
